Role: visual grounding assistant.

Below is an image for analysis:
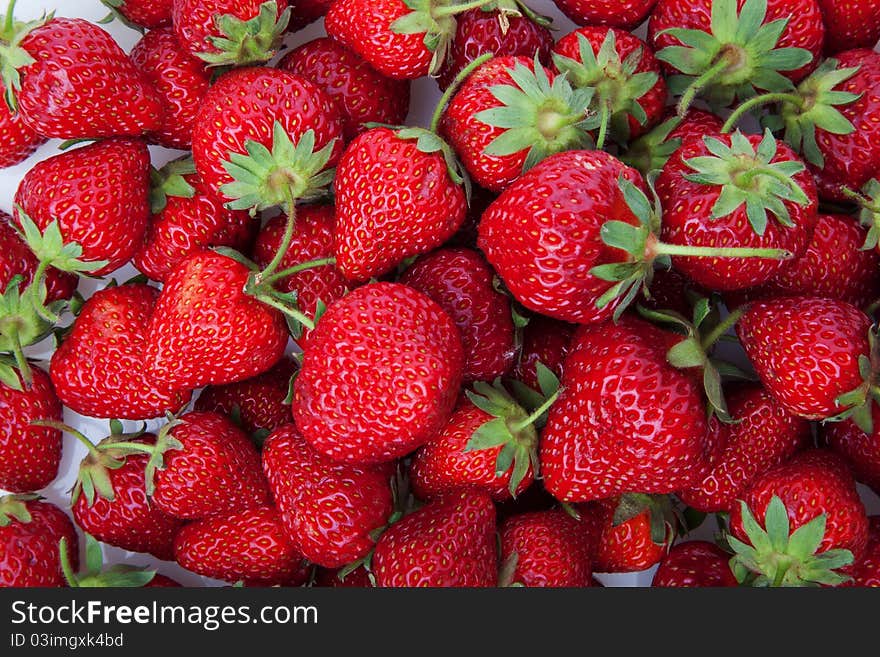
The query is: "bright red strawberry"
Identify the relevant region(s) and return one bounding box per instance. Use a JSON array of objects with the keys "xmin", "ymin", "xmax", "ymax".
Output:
[
  {"xmin": 0, "ymin": 82, "xmax": 44, "ymax": 168},
  {"xmin": 400, "ymin": 247, "xmax": 515, "ymax": 383},
  {"xmin": 816, "ymin": 0, "xmax": 880, "ymax": 53},
  {"xmin": 0, "ymin": 495, "xmax": 77, "ymax": 587},
  {"xmin": 0, "ymin": 366, "xmax": 61, "ymax": 493},
  {"xmin": 0, "ymin": 211, "xmax": 76, "ymax": 304},
  {"xmin": 499, "ymin": 510, "xmax": 593, "ymax": 587},
  {"xmin": 652, "ymin": 541, "xmax": 738, "ymax": 587},
  {"xmin": 845, "ymin": 516, "xmax": 880, "ymax": 586},
  {"xmin": 334, "ymin": 126, "xmax": 466, "ymax": 282},
  {"xmin": 824, "ymin": 405, "xmax": 880, "ymax": 493},
  {"xmin": 729, "ymin": 450, "xmax": 868, "ymax": 586},
  {"xmin": 293, "ymin": 282, "xmax": 464, "ymax": 464},
  {"xmin": 622, "ymin": 109, "xmax": 724, "ymax": 175},
  {"xmin": 0, "ymin": 12, "xmax": 162, "ymax": 138},
  {"xmin": 130, "ymin": 28, "xmax": 212, "ymax": 150},
  {"xmin": 541, "ymin": 316, "xmax": 713, "ymax": 501},
  {"xmin": 172, "ymin": 0, "xmax": 290, "ymax": 67},
  {"xmin": 287, "ymin": 0, "xmax": 332, "ymax": 29},
  {"xmin": 174, "ymin": 506, "xmax": 307, "ymax": 586},
  {"xmin": 262, "ymin": 425, "xmax": 393, "ymax": 568},
  {"xmin": 553, "ymin": 0, "xmax": 658, "ymax": 29},
  {"xmin": 372, "ymin": 490, "xmax": 497, "ymax": 587},
  {"xmin": 50, "ymin": 284, "xmax": 191, "ymax": 420},
  {"xmin": 15, "ymin": 138, "xmax": 151, "ymax": 276},
  {"xmin": 679, "ymin": 384, "xmax": 809, "ymax": 513},
  {"xmin": 279, "ymin": 38, "xmax": 410, "ymax": 141},
  {"xmin": 102, "ymin": 0, "xmax": 173, "ymax": 29}
]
